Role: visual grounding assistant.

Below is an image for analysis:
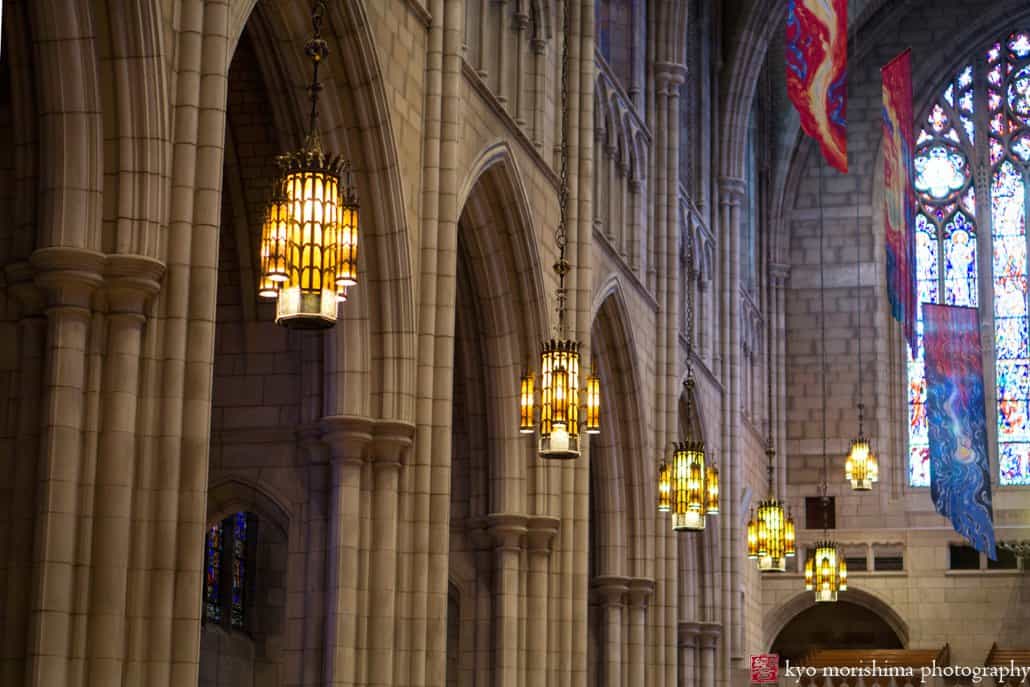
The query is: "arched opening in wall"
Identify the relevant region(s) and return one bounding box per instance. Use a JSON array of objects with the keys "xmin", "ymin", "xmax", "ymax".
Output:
[
  {"xmin": 200, "ymin": 481, "xmax": 291, "ymax": 687},
  {"xmin": 448, "ymin": 152, "xmax": 544, "ymax": 687},
  {"xmin": 587, "ymin": 286, "xmax": 645, "ymax": 687},
  {"xmin": 770, "ymin": 601, "xmax": 904, "ymax": 666}
]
